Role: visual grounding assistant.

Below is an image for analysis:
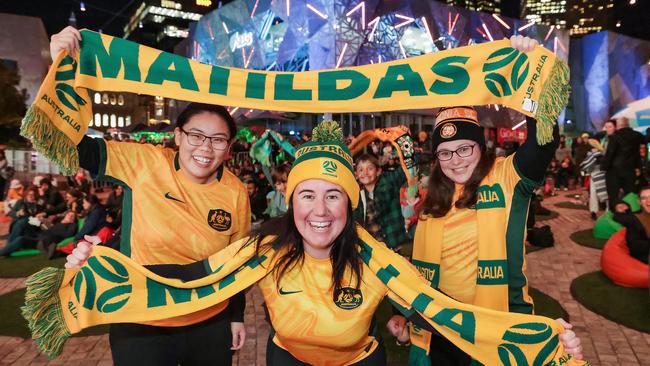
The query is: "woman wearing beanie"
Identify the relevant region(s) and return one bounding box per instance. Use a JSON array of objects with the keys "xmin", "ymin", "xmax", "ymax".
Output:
[
  {"xmin": 64, "ymin": 121, "xmax": 582, "ymax": 366},
  {"xmin": 388, "ymin": 36, "xmax": 583, "ymax": 365}
]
